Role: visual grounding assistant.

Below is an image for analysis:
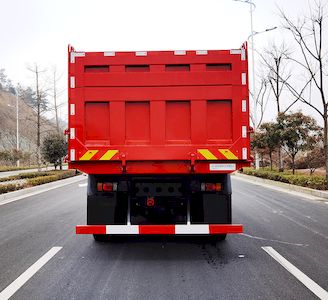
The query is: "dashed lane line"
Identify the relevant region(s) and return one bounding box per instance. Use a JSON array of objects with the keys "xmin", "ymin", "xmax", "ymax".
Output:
[
  {"xmin": 262, "ymin": 246, "xmax": 328, "ymax": 300},
  {"xmin": 0, "ymin": 247, "xmax": 62, "ymax": 300}
]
